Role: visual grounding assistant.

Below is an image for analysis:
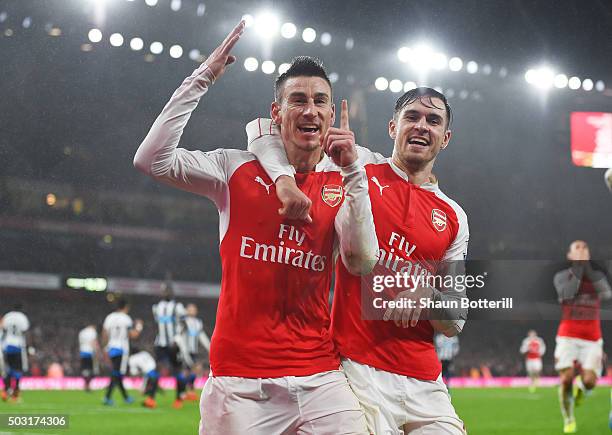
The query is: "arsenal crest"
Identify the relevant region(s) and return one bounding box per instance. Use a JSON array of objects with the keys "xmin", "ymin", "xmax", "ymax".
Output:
[
  {"xmin": 321, "ymin": 184, "xmax": 344, "ymax": 207},
  {"xmin": 431, "ymin": 209, "xmax": 447, "ymax": 232}
]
